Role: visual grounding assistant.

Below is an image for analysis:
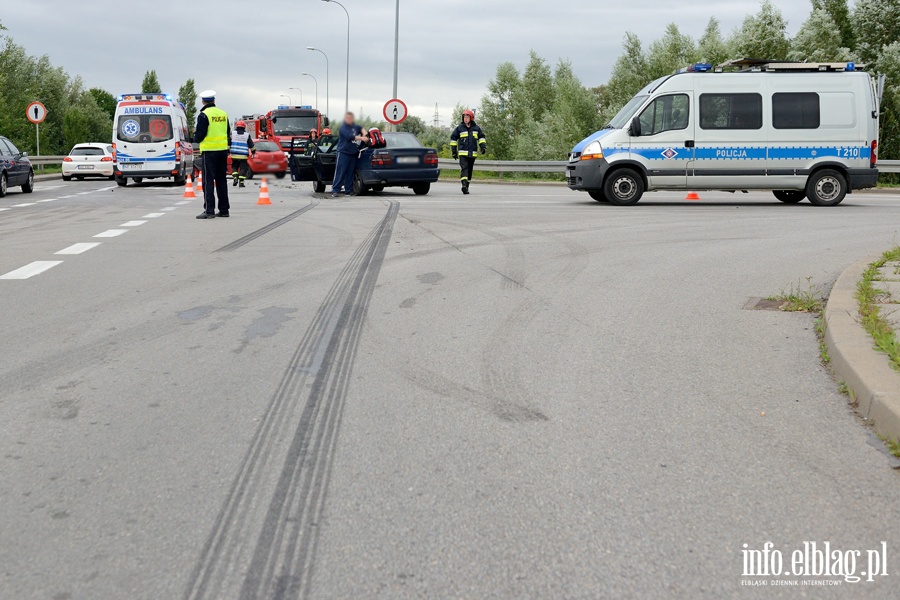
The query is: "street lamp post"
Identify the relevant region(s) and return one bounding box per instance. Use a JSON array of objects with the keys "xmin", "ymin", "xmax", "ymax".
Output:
[
  {"xmin": 307, "ymin": 47, "xmax": 330, "ymax": 121},
  {"xmin": 289, "ymin": 88, "xmax": 303, "ymax": 105},
  {"xmin": 280, "ymin": 93, "xmax": 292, "ymax": 105},
  {"xmin": 322, "ymin": 0, "xmax": 350, "ymax": 115},
  {"xmin": 301, "ymin": 73, "xmax": 319, "ymax": 113}
]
